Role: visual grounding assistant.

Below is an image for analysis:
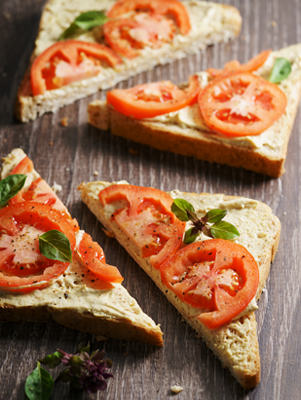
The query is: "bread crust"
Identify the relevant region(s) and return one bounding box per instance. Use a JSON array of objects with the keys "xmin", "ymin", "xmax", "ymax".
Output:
[
  {"xmin": 79, "ymin": 181, "xmax": 281, "ymax": 388},
  {"xmin": 15, "ymin": 0, "xmax": 241, "ymax": 122}
]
